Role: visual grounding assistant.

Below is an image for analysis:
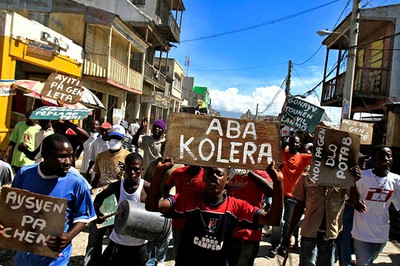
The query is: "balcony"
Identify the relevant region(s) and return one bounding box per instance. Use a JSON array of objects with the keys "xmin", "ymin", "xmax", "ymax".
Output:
[
  {"xmin": 84, "ymin": 53, "xmax": 143, "ymax": 93},
  {"xmin": 144, "ymin": 62, "xmax": 167, "ymax": 91},
  {"xmin": 321, "ymin": 67, "xmax": 389, "ymax": 108},
  {"xmin": 157, "ymin": 13, "xmax": 180, "ymax": 43}
]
